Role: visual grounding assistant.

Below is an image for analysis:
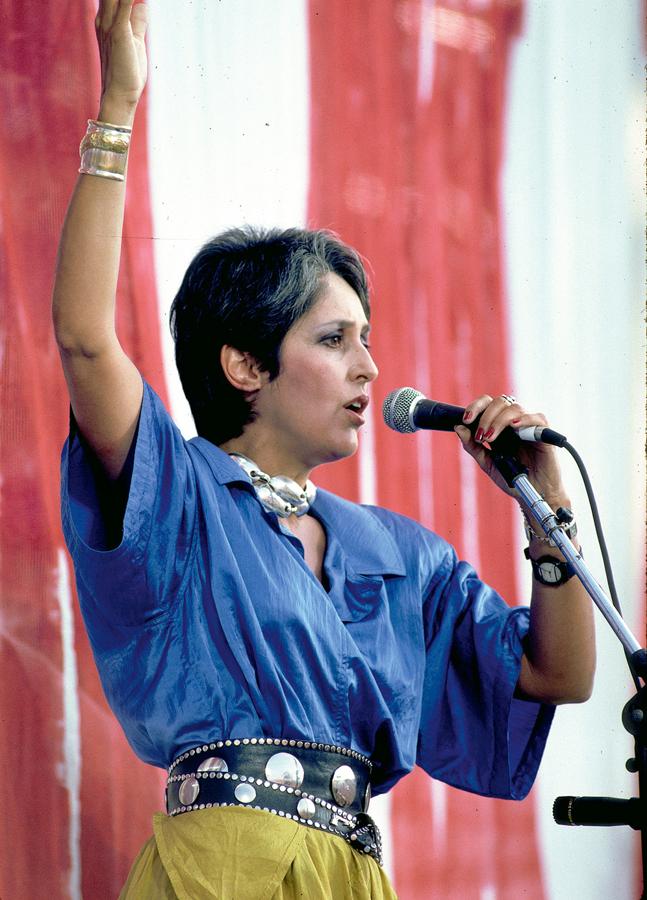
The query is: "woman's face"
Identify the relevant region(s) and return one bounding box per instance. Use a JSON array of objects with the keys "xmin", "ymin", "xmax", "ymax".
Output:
[{"xmin": 253, "ymin": 272, "xmax": 378, "ymax": 473}]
